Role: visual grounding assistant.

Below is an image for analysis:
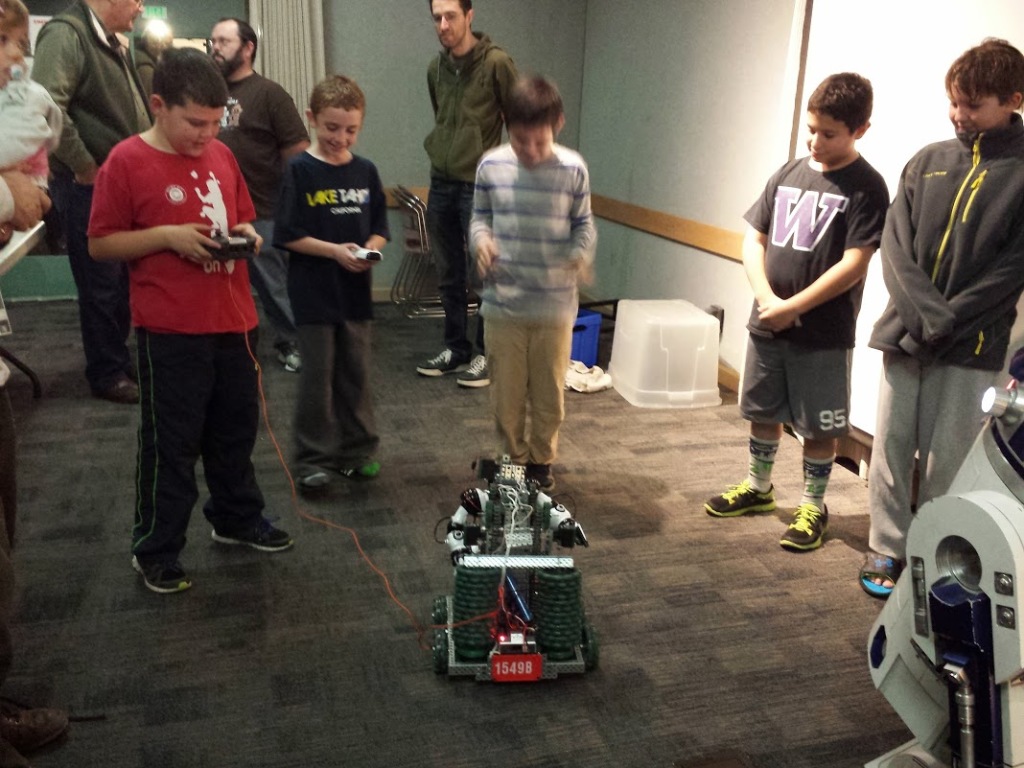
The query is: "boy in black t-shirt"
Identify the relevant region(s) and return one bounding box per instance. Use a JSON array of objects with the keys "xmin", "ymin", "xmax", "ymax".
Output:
[
  {"xmin": 273, "ymin": 75, "xmax": 390, "ymax": 490},
  {"xmin": 704, "ymin": 73, "xmax": 889, "ymax": 552}
]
